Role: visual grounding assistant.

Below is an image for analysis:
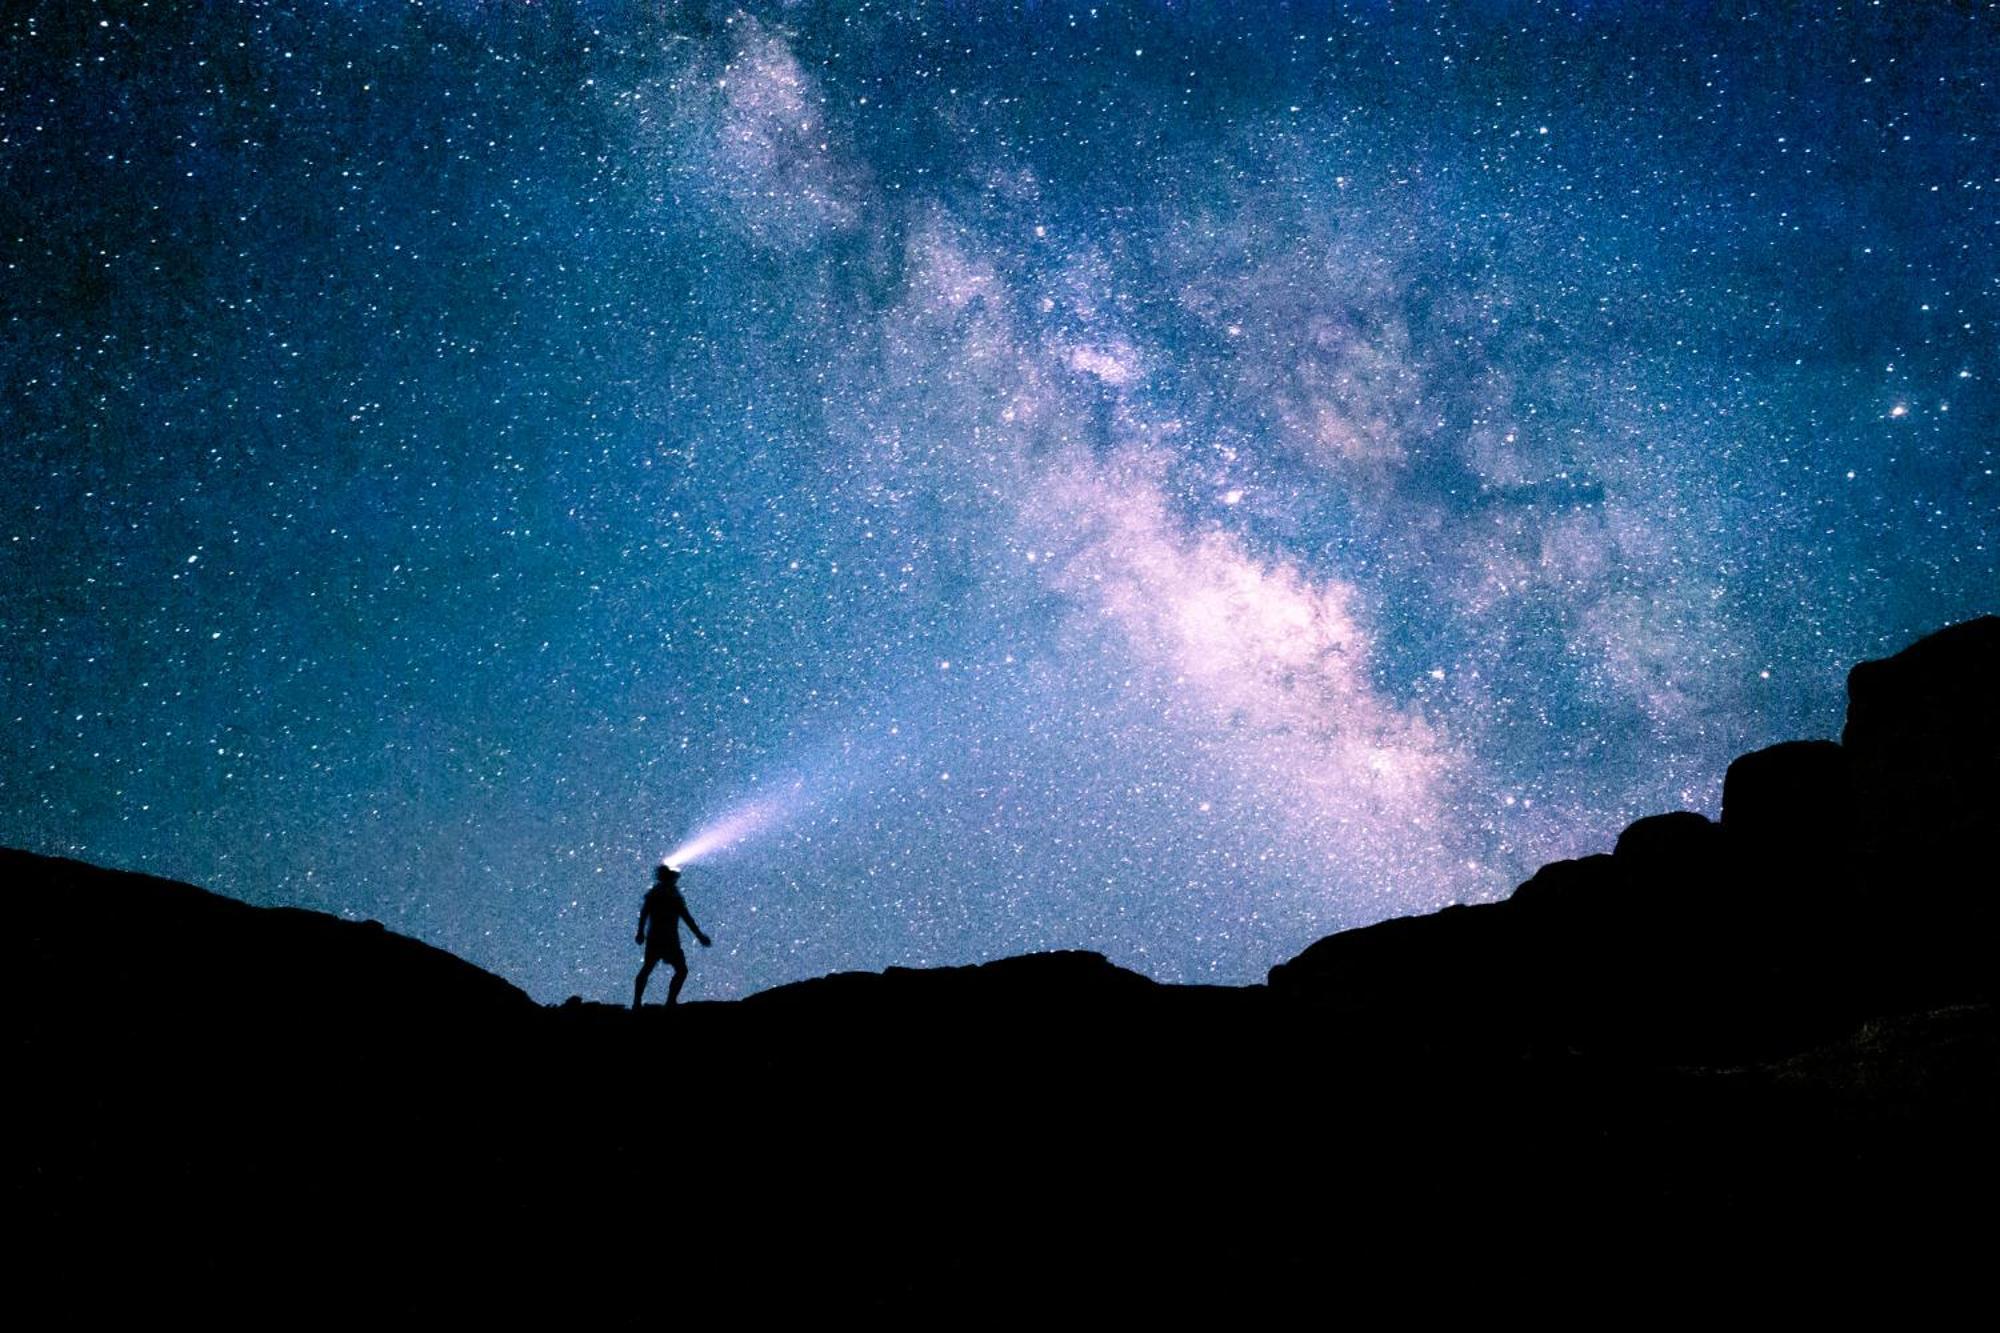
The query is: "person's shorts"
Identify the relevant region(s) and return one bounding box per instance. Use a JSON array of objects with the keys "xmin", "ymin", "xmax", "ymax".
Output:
[{"xmin": 644, "ymin": 939, "xmax": 687, "ymax": 968}]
